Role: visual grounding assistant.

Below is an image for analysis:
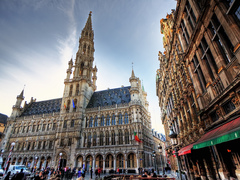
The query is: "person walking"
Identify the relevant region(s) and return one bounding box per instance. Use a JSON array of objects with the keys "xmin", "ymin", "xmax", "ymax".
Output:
[
  {"xmin": 90, "ymin": 167, "xmax": 93, "ymax": 179},
  {"xmin": 4, "ymin": 172, "xmax": 11, "ymax": 180}
]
